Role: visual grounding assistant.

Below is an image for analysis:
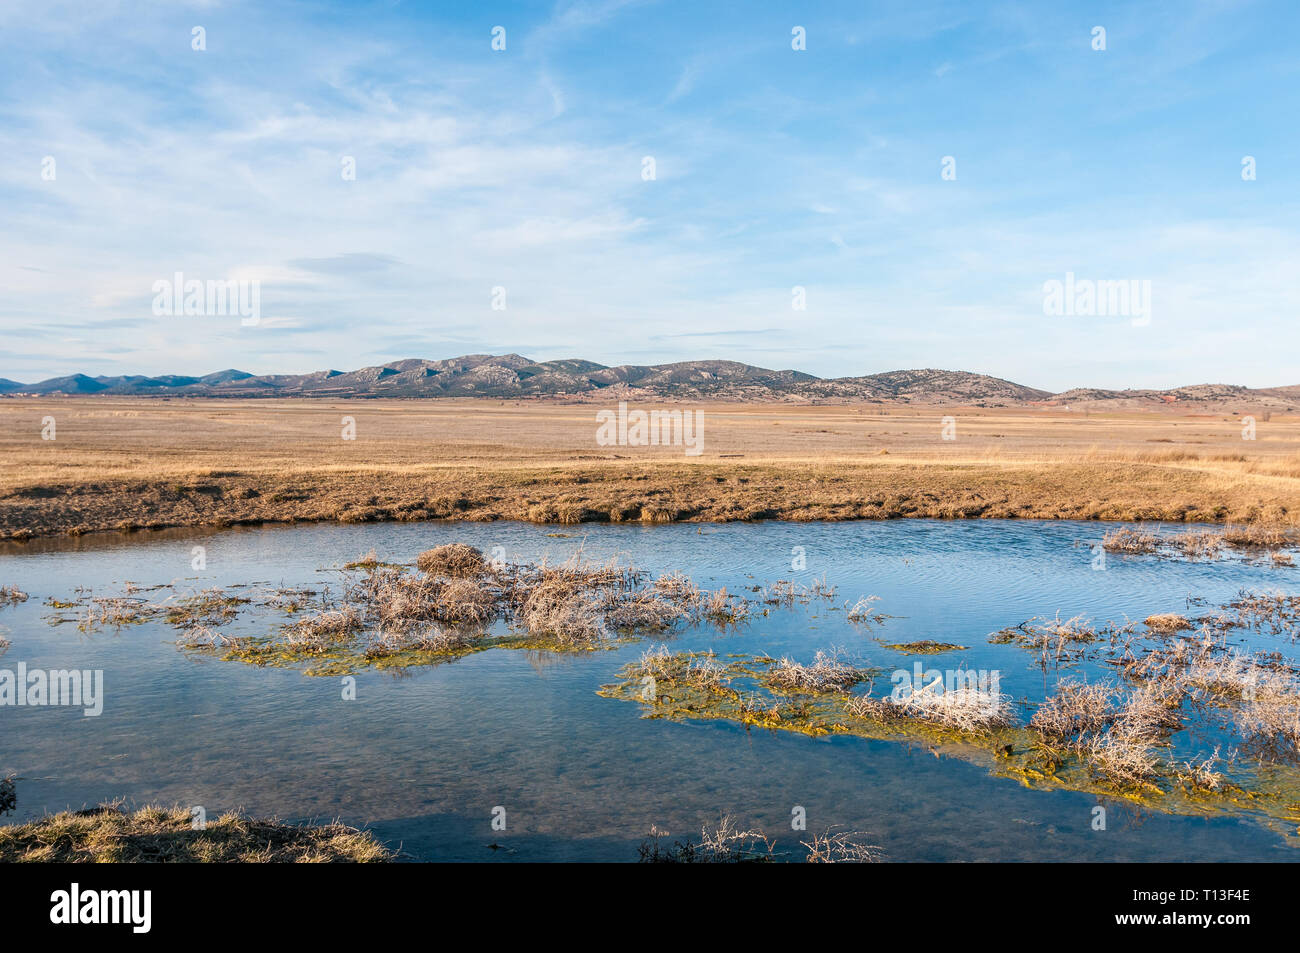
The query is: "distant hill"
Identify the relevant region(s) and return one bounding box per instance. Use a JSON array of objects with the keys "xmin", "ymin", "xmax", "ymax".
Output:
[{"xmin": 3, "ymin": 354, "xmax": 1296, "ymax": 409}]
